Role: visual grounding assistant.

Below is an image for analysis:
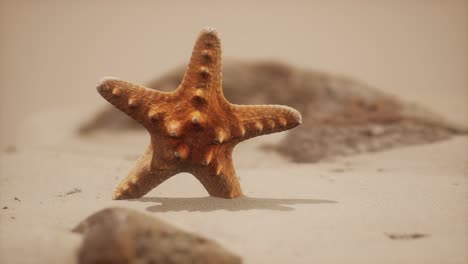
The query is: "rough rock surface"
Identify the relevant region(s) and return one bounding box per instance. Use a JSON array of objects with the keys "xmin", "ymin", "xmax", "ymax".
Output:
[
  {"xmin": 72, "ymin": 207, "xmax": 242, "ymax": 264},
  {"xmin": 80, "ymin": 60, "xmax": 467, "ymax": 163}
]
